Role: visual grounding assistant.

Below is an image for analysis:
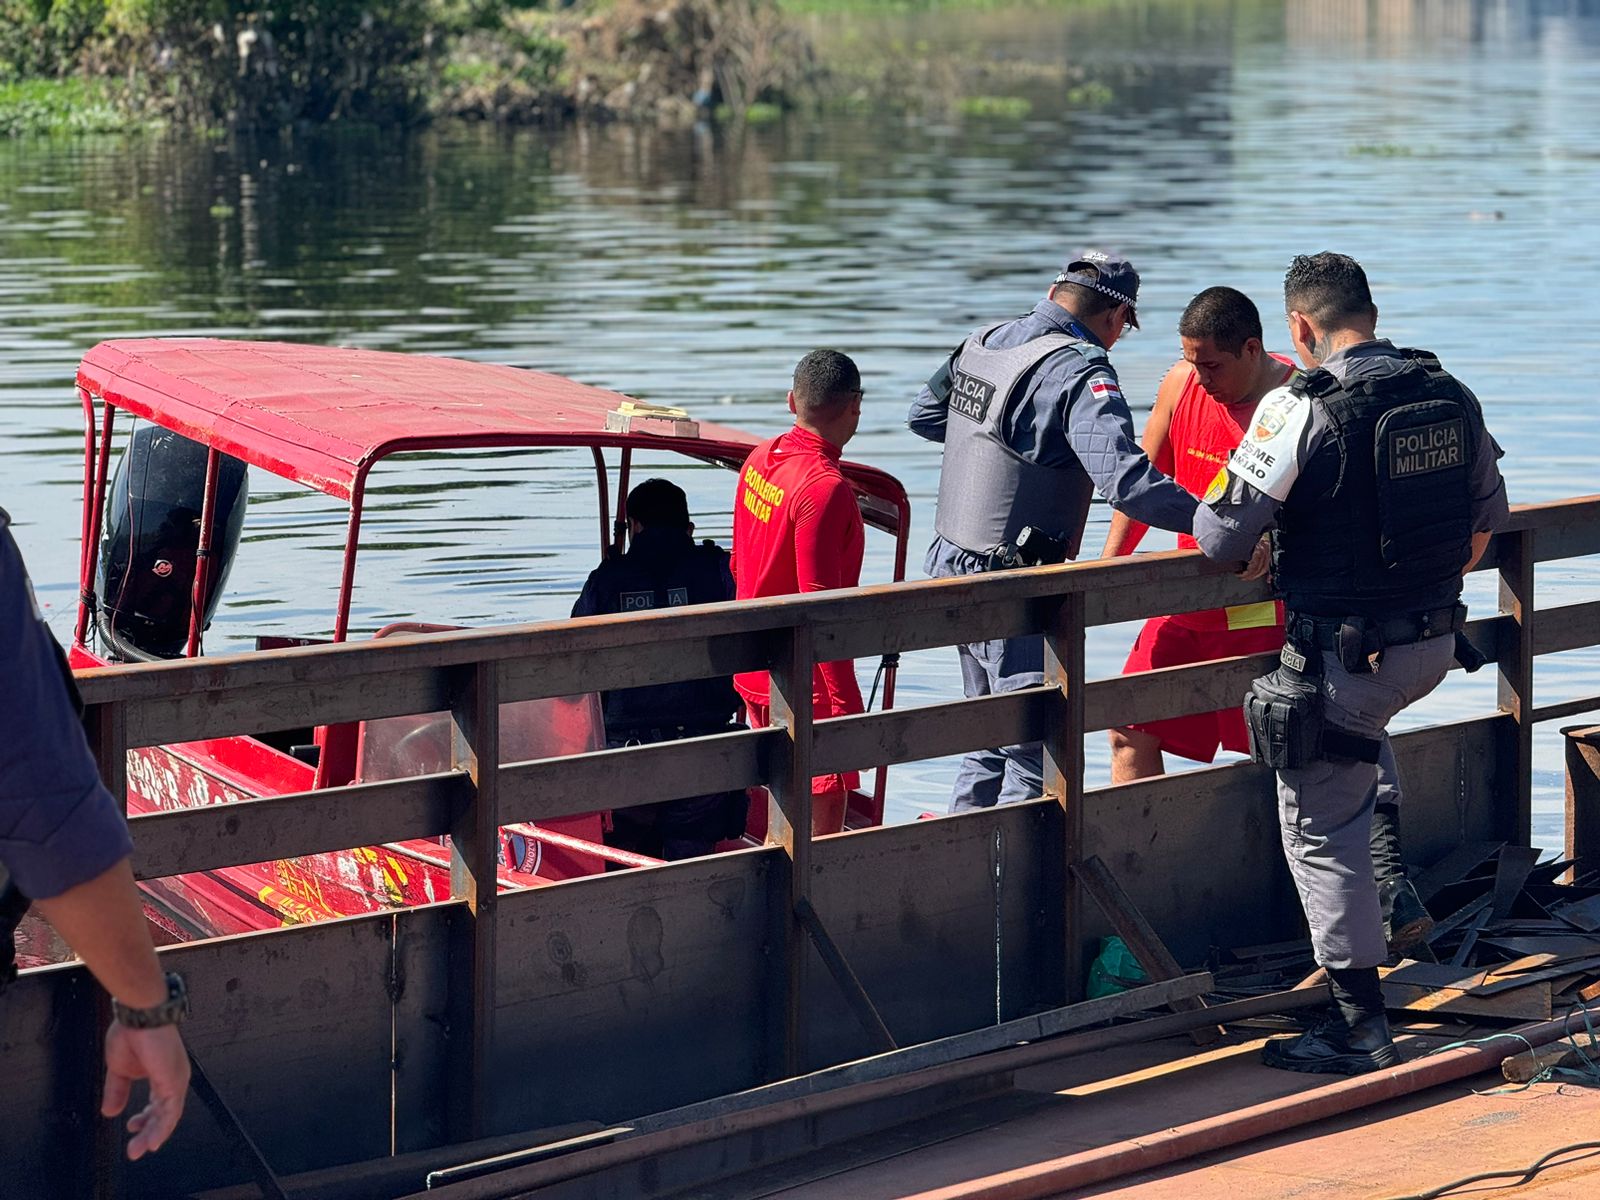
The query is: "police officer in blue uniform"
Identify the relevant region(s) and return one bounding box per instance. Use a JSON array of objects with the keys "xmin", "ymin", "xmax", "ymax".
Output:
[
  {"xmin": 910, "ymin": 250, "xmax": 1201, "ymax": 812},
  {"xmin": 0, "ymin": 510, "xmax": 191, "ymax": 1156},
  {"xmin": 571, "ymin": 478, "xmax": 747, "ymax": 861},
  {"xmin": 1194, "ymin": 253, "xmax": 1509, "ymax": 1074}
]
